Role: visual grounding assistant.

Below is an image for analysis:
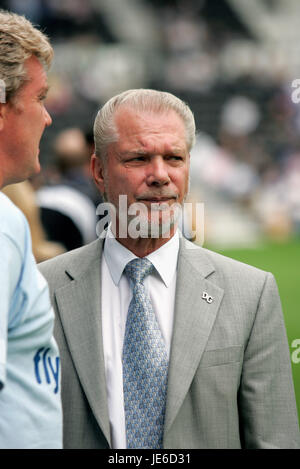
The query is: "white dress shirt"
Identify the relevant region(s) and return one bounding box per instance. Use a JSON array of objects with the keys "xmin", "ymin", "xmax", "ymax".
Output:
[{"xmin": 101, "ymin": 225, "xmax": 179, "ymax": 449}]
